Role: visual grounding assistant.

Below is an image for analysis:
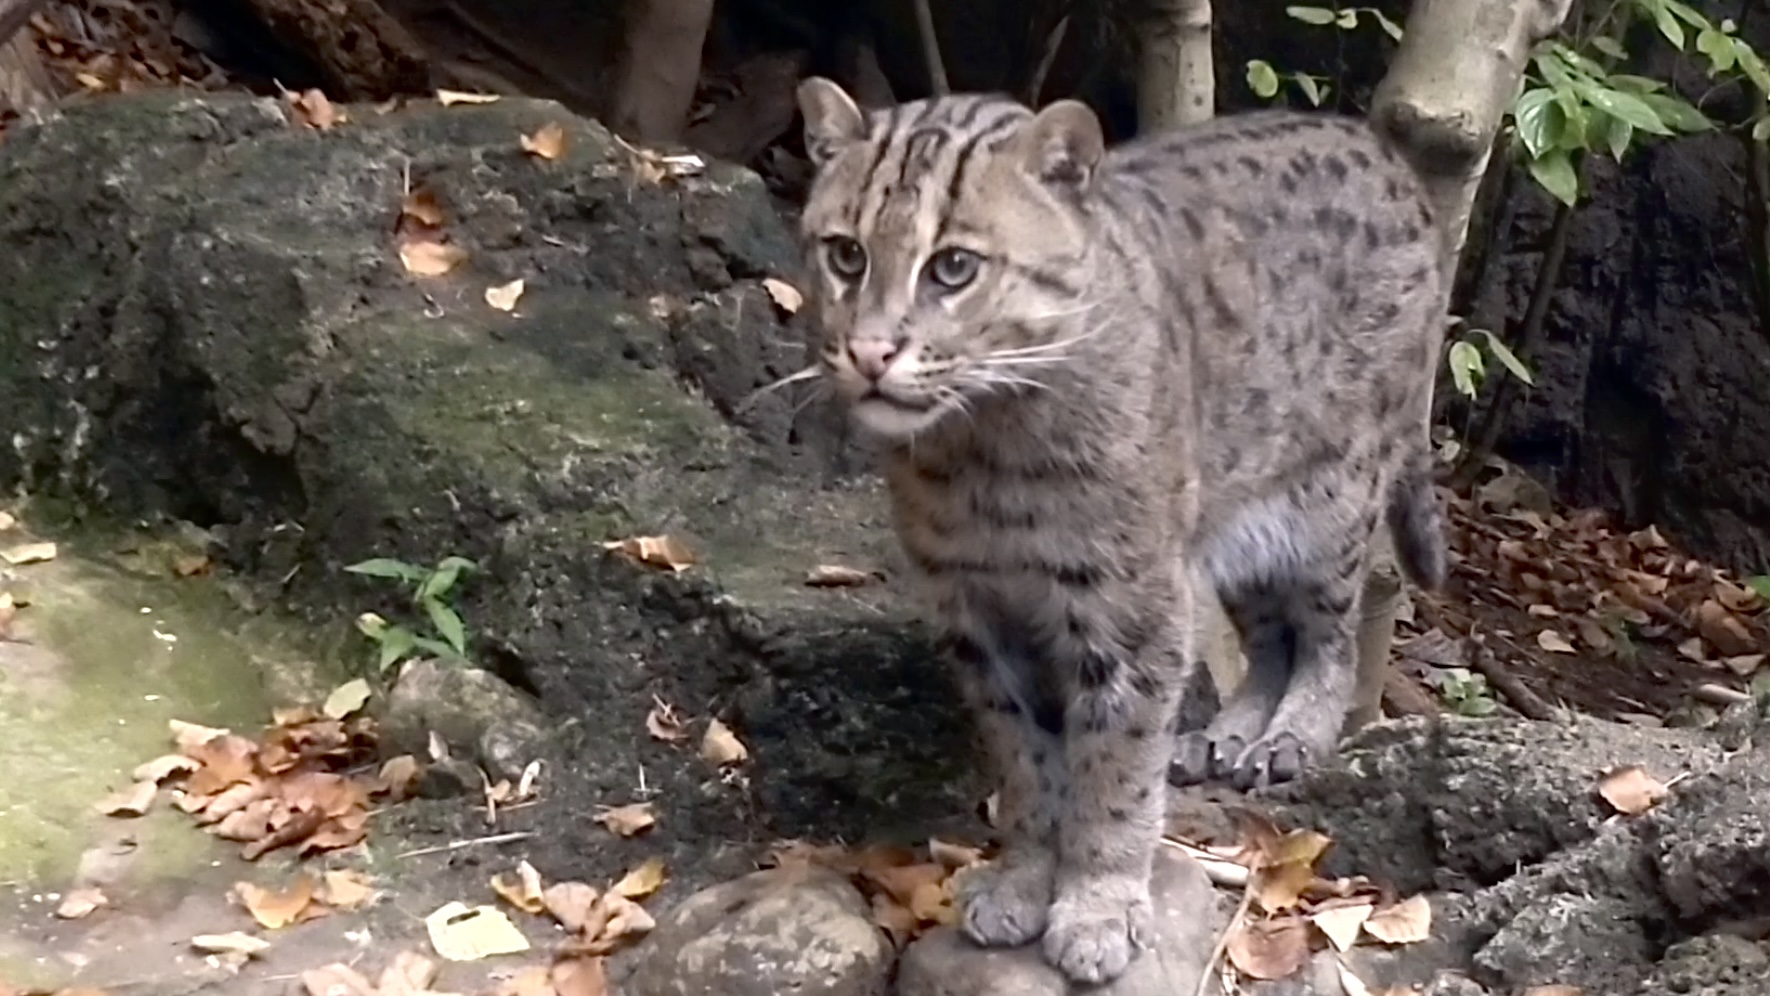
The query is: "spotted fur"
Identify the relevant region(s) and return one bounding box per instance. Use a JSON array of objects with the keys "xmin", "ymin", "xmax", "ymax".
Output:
[{"xmin": 795, "ymin": 78, "xmax": 1447, "ymax": 984}]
